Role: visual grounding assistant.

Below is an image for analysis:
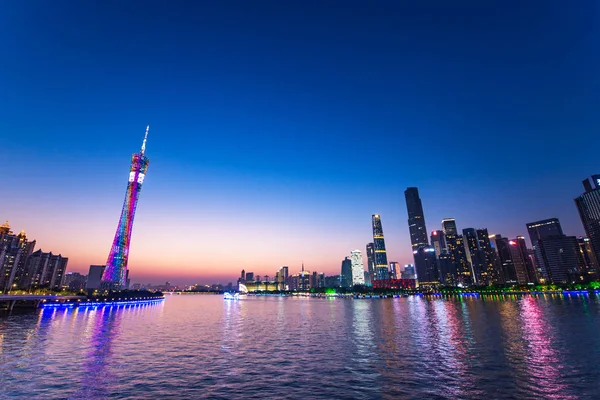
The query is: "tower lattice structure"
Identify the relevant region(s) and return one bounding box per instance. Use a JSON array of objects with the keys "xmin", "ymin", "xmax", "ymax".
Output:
[{"xmin": 102, "ymin": 126, "xmax": 150, "ymax": 289}]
